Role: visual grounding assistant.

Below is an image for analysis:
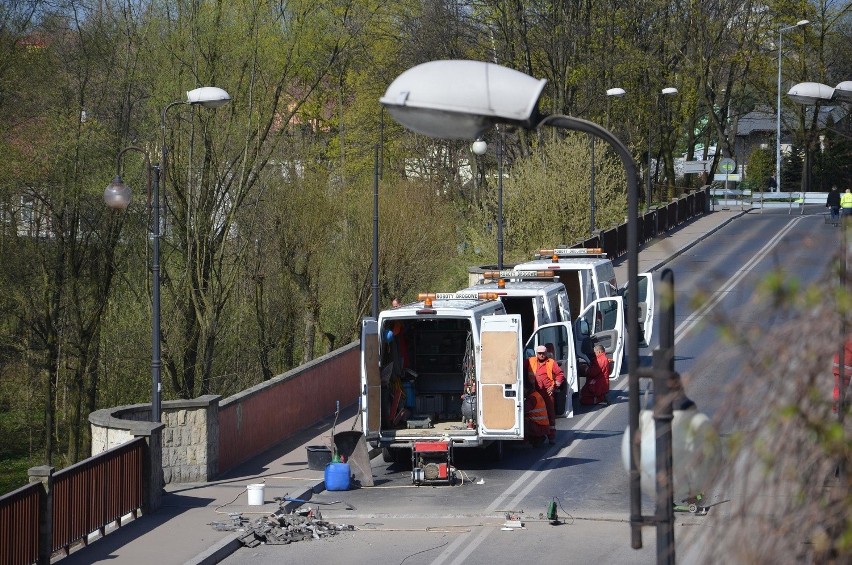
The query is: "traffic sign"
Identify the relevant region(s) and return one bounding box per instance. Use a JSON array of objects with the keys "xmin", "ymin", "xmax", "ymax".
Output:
[{"xmin": 719, "ymin": 157, "xmax": 736, "ymax": 173}]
